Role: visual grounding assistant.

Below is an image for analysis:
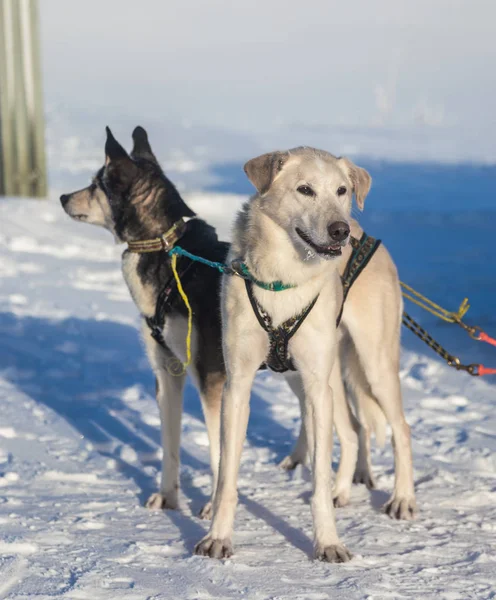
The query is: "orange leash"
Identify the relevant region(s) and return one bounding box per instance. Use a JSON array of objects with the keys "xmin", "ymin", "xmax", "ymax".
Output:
[
  {"xmin": 473, "ymin": 331, "xmax": 496, "ymax": 376},
  {"xmin": 478, "ymin": 365, "xmax": 496, "ymax": 376},
  {"xmin": 401, "ymin": 287, "xmax": 496, "ymax": 376},
  {"xmin": 478, "ymin": 331, "xmax": 496, "ymax": 347}
]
